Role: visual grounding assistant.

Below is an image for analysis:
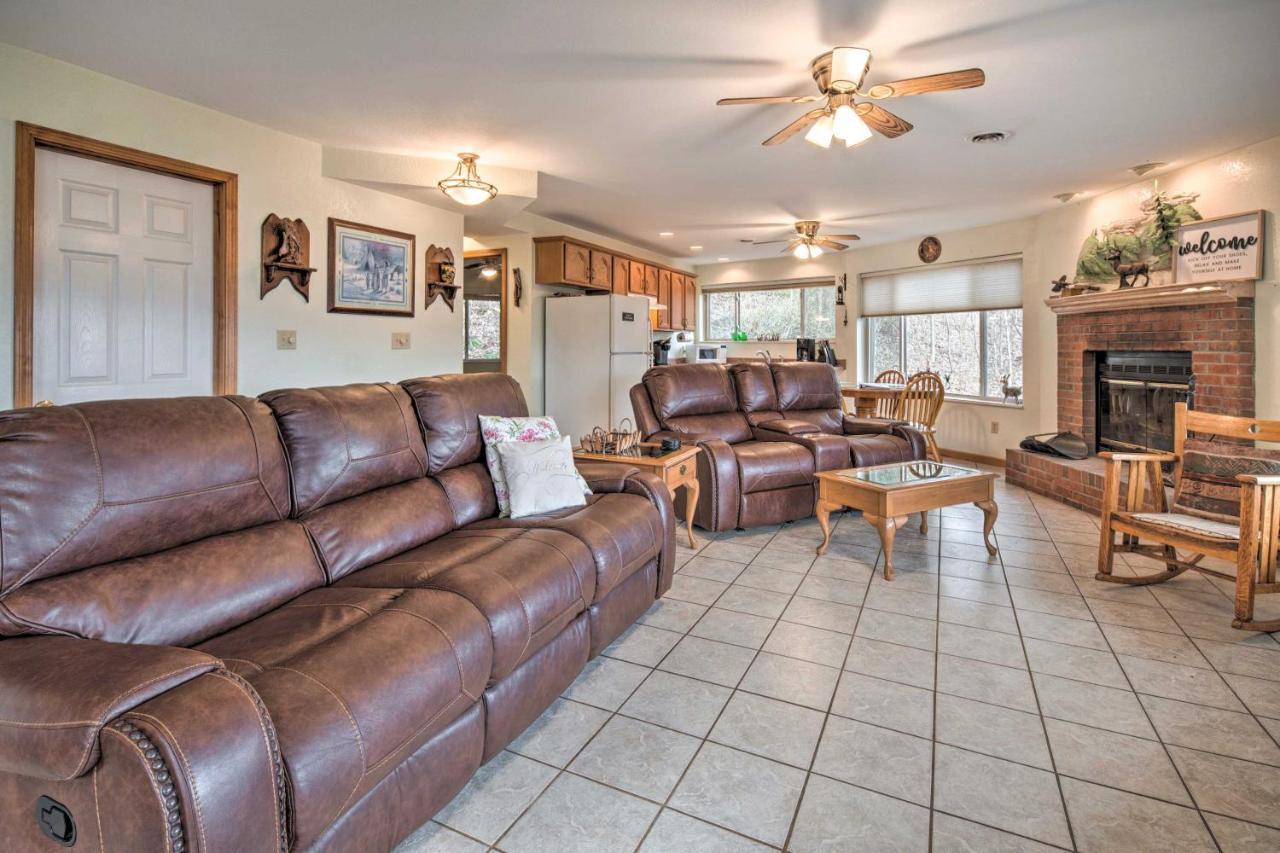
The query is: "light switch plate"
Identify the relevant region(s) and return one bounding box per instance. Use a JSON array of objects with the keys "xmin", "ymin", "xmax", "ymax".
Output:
[
  {"xmin": 391, "ymin": 332, "xmax": 411, "ymax": 350},
  {"xmin": 277, "ymin": 329, "xmax": 297, "ymax": 350}
]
